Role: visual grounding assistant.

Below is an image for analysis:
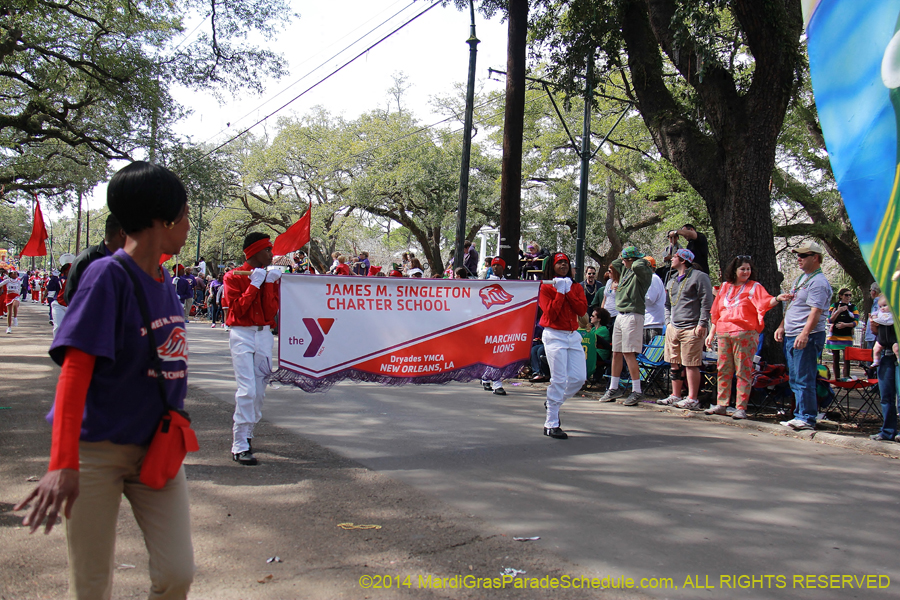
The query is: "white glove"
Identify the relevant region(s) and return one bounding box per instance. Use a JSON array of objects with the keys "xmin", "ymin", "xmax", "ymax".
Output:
[
  {"xmin": 265, "ymin": 269, "xmax": 282, "ymax": 283},
  {"xmin": 553, "ymin": 277, "xmax": 572, "ymax": 294},
  {"xmin": 249, "ymin": 268, "xmax": 267, "ymax": 288}
]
